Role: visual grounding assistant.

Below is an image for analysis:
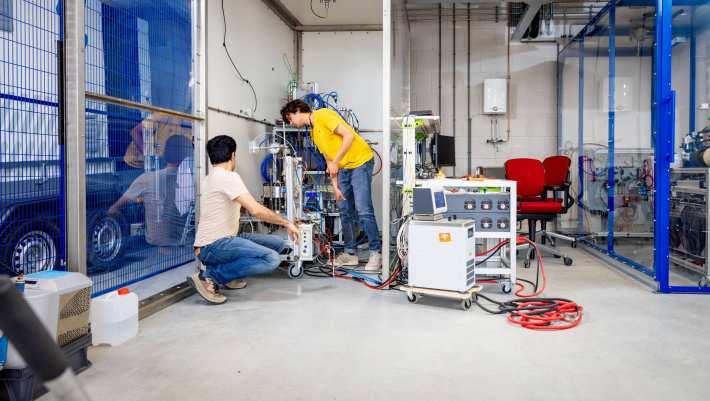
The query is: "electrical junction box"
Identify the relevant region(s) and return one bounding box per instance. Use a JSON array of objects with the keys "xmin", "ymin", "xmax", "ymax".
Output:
[
  {"xmin": 444, "ymin": 192, "xmax": 511, "ymax": 233},
  {"xmin": 407, "ymin": 219, "xmax": 476, "ymax": 292},
  {"xmin": 298, "ymin": 223, "xmax": 315, "ymax": 261},
  {"xmin": 483, "ymin": 79, "xmax": 507, "ymax": 114}
]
